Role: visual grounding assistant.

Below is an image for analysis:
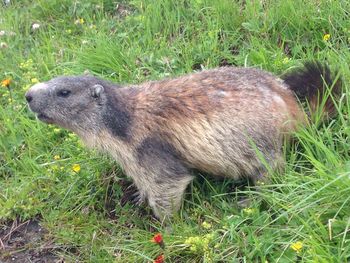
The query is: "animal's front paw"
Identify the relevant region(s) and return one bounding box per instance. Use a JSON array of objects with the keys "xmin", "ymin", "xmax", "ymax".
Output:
[{"xmin": 119, "ymin": 180, "xmax": 145, "ymax": 206}]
